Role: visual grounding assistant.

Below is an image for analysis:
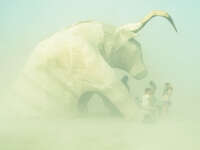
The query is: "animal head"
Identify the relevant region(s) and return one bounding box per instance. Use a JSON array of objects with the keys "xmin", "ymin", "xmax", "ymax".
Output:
[{"xmin": 109, "ymin": 10, "xmax": 177, "ymax": 80}]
